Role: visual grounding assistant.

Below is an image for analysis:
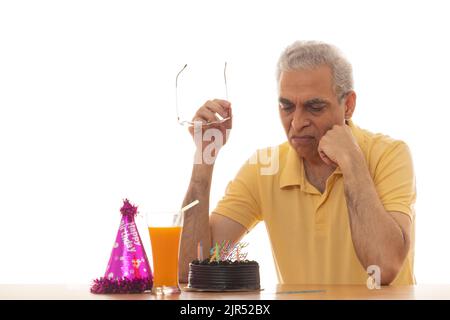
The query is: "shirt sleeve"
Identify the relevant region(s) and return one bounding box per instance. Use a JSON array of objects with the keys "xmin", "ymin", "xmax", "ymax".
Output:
[
  {"xmin": 212, "ymin": 157, "xmax": 262, "ymax": 231},
  {"xmin": 373, "ymin": 141, "xmax": 417, "ymax": 219}
]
